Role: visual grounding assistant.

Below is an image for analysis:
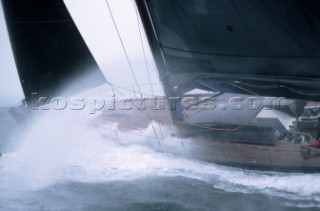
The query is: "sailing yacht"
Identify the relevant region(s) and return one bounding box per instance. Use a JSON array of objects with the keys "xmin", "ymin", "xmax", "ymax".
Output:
[{"xmin": 2, "ymin": 0, "xmax": 320, "ymax": 172}]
